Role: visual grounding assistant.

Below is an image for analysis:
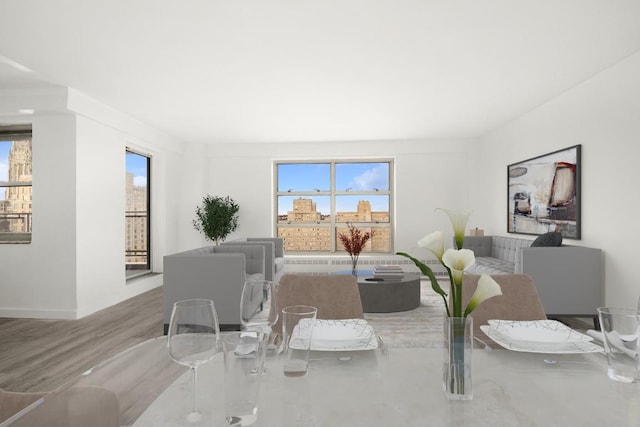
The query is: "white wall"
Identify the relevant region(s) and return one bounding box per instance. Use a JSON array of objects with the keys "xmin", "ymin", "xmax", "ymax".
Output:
[
  {"xmin": 474, "ymin": 51, "xmax": 640, "ymax": 308},
  {"xmin": 0, "ymin": 89, "xmax": 184, "ymax": 319},
  {"xmin": 0, "ymin": 114, "xmax": 78, "ymax": 318},
  {"xmin": 179, "ymin": 139, "xmax": 478, "ymax": 260}
]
